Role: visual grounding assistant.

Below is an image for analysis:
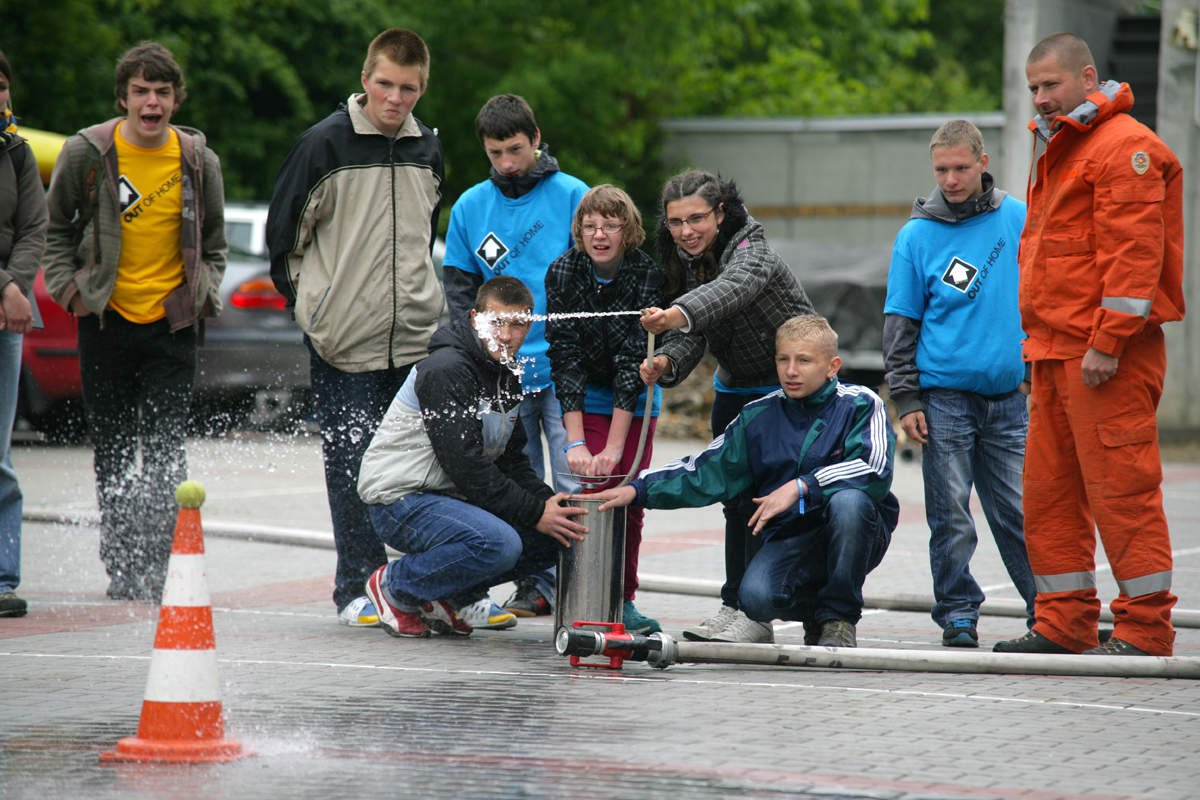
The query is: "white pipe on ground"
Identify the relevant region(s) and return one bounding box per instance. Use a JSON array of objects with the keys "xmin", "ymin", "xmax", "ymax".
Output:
[
  {"xmin": 637, "ymin": 572, "xmax": 1200, "ymax": 629},
  {"xmin": 652, "ymin": 635, "xmax": 1200, "ymax": 679}
]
